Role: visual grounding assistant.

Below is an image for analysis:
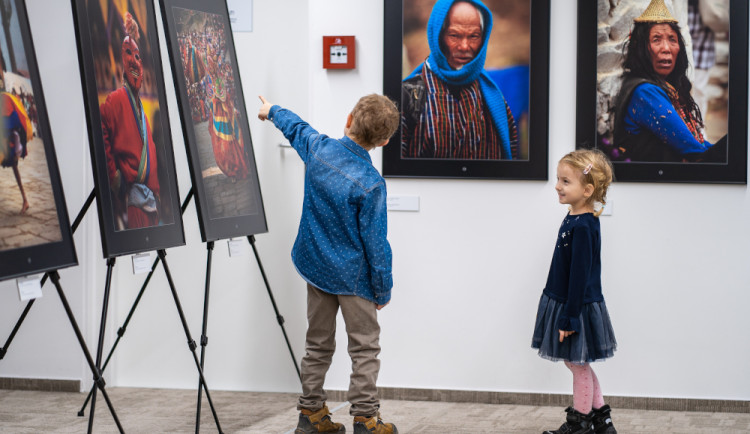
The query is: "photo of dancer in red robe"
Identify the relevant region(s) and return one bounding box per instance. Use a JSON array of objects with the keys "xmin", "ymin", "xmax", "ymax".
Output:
[
  {"xmin": 206, "ymin": 44, "xmax": 248, "ymax": 182},
  {"xmin": 99, "ymin": 12, "xmax": 161, "ymax": 230}
]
